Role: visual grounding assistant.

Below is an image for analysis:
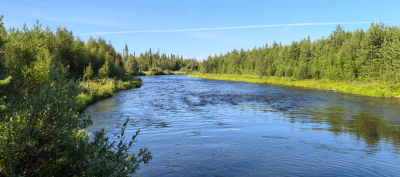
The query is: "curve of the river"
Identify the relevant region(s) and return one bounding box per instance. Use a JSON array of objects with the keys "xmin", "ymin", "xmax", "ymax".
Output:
[{"xmin": 85, "ymin": 75, "xmax": 400, "ymax": 176}]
